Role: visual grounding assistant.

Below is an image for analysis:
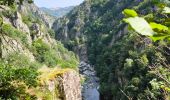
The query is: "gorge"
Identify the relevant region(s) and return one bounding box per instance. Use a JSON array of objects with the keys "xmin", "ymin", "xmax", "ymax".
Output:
[{"xmin": 0, "ymin": 0, "xmax": 170, "ymax": 100}]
